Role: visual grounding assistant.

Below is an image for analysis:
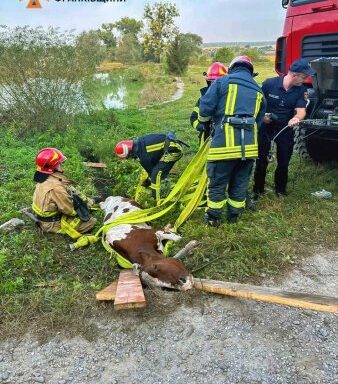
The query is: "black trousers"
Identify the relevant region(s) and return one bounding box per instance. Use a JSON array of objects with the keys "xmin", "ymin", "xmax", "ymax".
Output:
[
  {"xmin": 253, "ymin": 123, "xmax": 294, "ymax": 194},
  {"xmin": 207, "ymin": 159, "xmax": 254, "ymax": 219}
]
